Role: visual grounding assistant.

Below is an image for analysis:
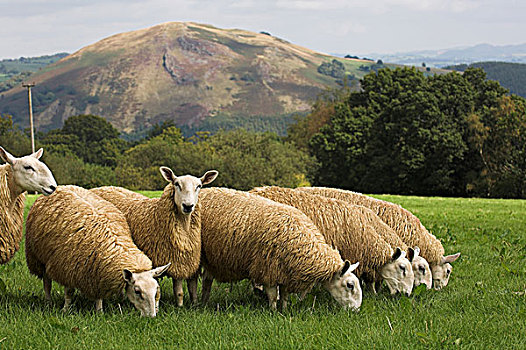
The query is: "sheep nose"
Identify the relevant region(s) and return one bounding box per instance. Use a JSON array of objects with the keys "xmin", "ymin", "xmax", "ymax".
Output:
[
  {"xmin": 49, "ymin": 185, "xmax": 57, "ymax": 192},
  {"xmin": 405, "ymin": 291, "xmax": 411, "ymax": 297},
  {"xmin": 182, "ymin": 204, "xmax": 194, "ymax": 213}
]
